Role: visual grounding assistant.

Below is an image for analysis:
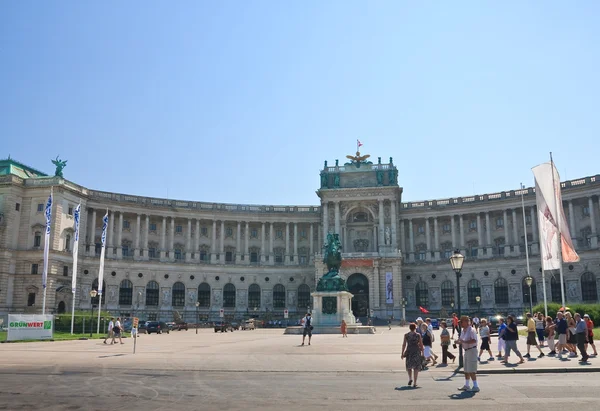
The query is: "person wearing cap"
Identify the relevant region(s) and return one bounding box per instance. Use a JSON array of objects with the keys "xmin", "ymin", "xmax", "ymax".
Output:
[
  {"xmin": 584, "ymin": 314, "xmax": 598, "ymax": 356},
  {"xmin": 455, "ymin": 315, "xmax": 480, "ymax": 392},
  {"xmin": 575, "ymin": 313, "xmax": 589, "ymax": 362}
]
